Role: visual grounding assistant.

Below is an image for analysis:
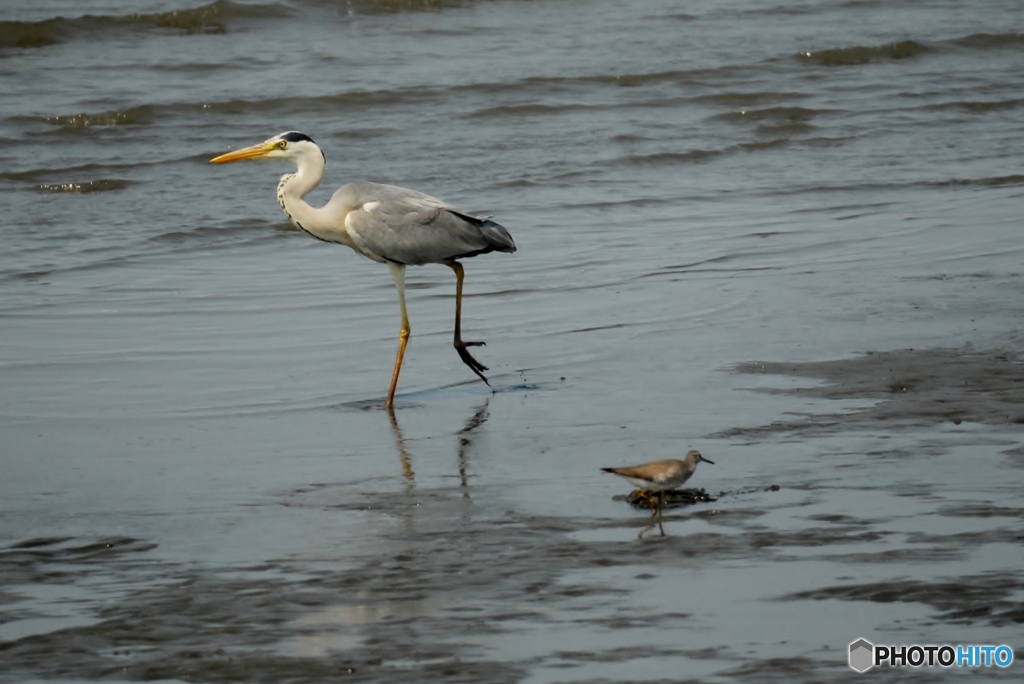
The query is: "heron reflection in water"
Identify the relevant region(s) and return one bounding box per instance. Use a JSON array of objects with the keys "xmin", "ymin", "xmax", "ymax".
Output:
[
  {"xmin": 211, "ymin": 132, "xmax": 516, "ymax": 408},
  {"xmin": 387, "ymin": 400, "xmax": 491, "ymax": 504}
]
